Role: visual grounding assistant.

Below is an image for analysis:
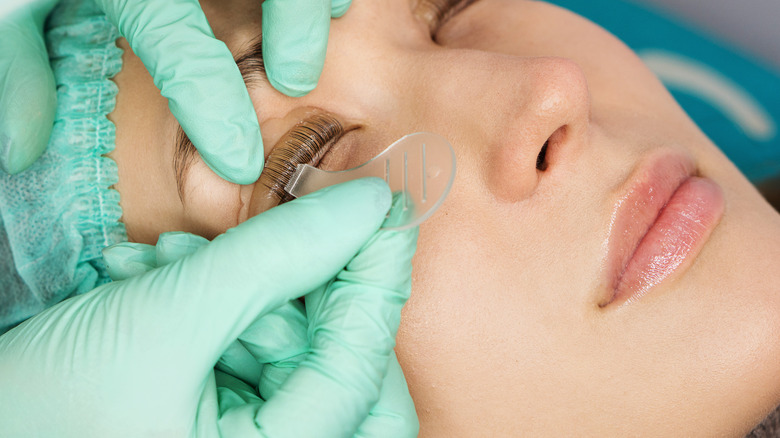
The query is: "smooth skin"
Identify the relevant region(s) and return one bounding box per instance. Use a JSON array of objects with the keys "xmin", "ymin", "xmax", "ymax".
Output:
[
  {"xmin": 0, "ymin": 179, "xmax": 419, "ymax": 437},
  {"xmin": 0, "ymin": 0, "xmax": 350, "ymax": 181}
]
